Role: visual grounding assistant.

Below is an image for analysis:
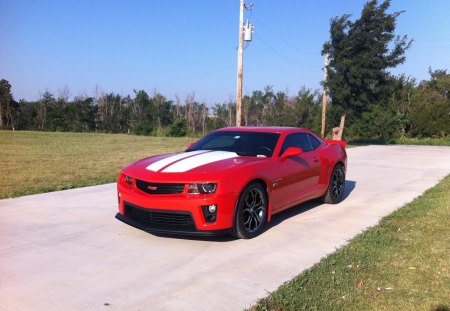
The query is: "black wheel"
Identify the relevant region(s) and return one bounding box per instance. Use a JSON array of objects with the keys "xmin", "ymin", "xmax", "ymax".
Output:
[
  {"xmin": 323, "ymin": 164, "xmax": 345, "ymax": 204},
  {"xmin": 232, "ymin": 182, "xmax": 268, "ymax": 239}
]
